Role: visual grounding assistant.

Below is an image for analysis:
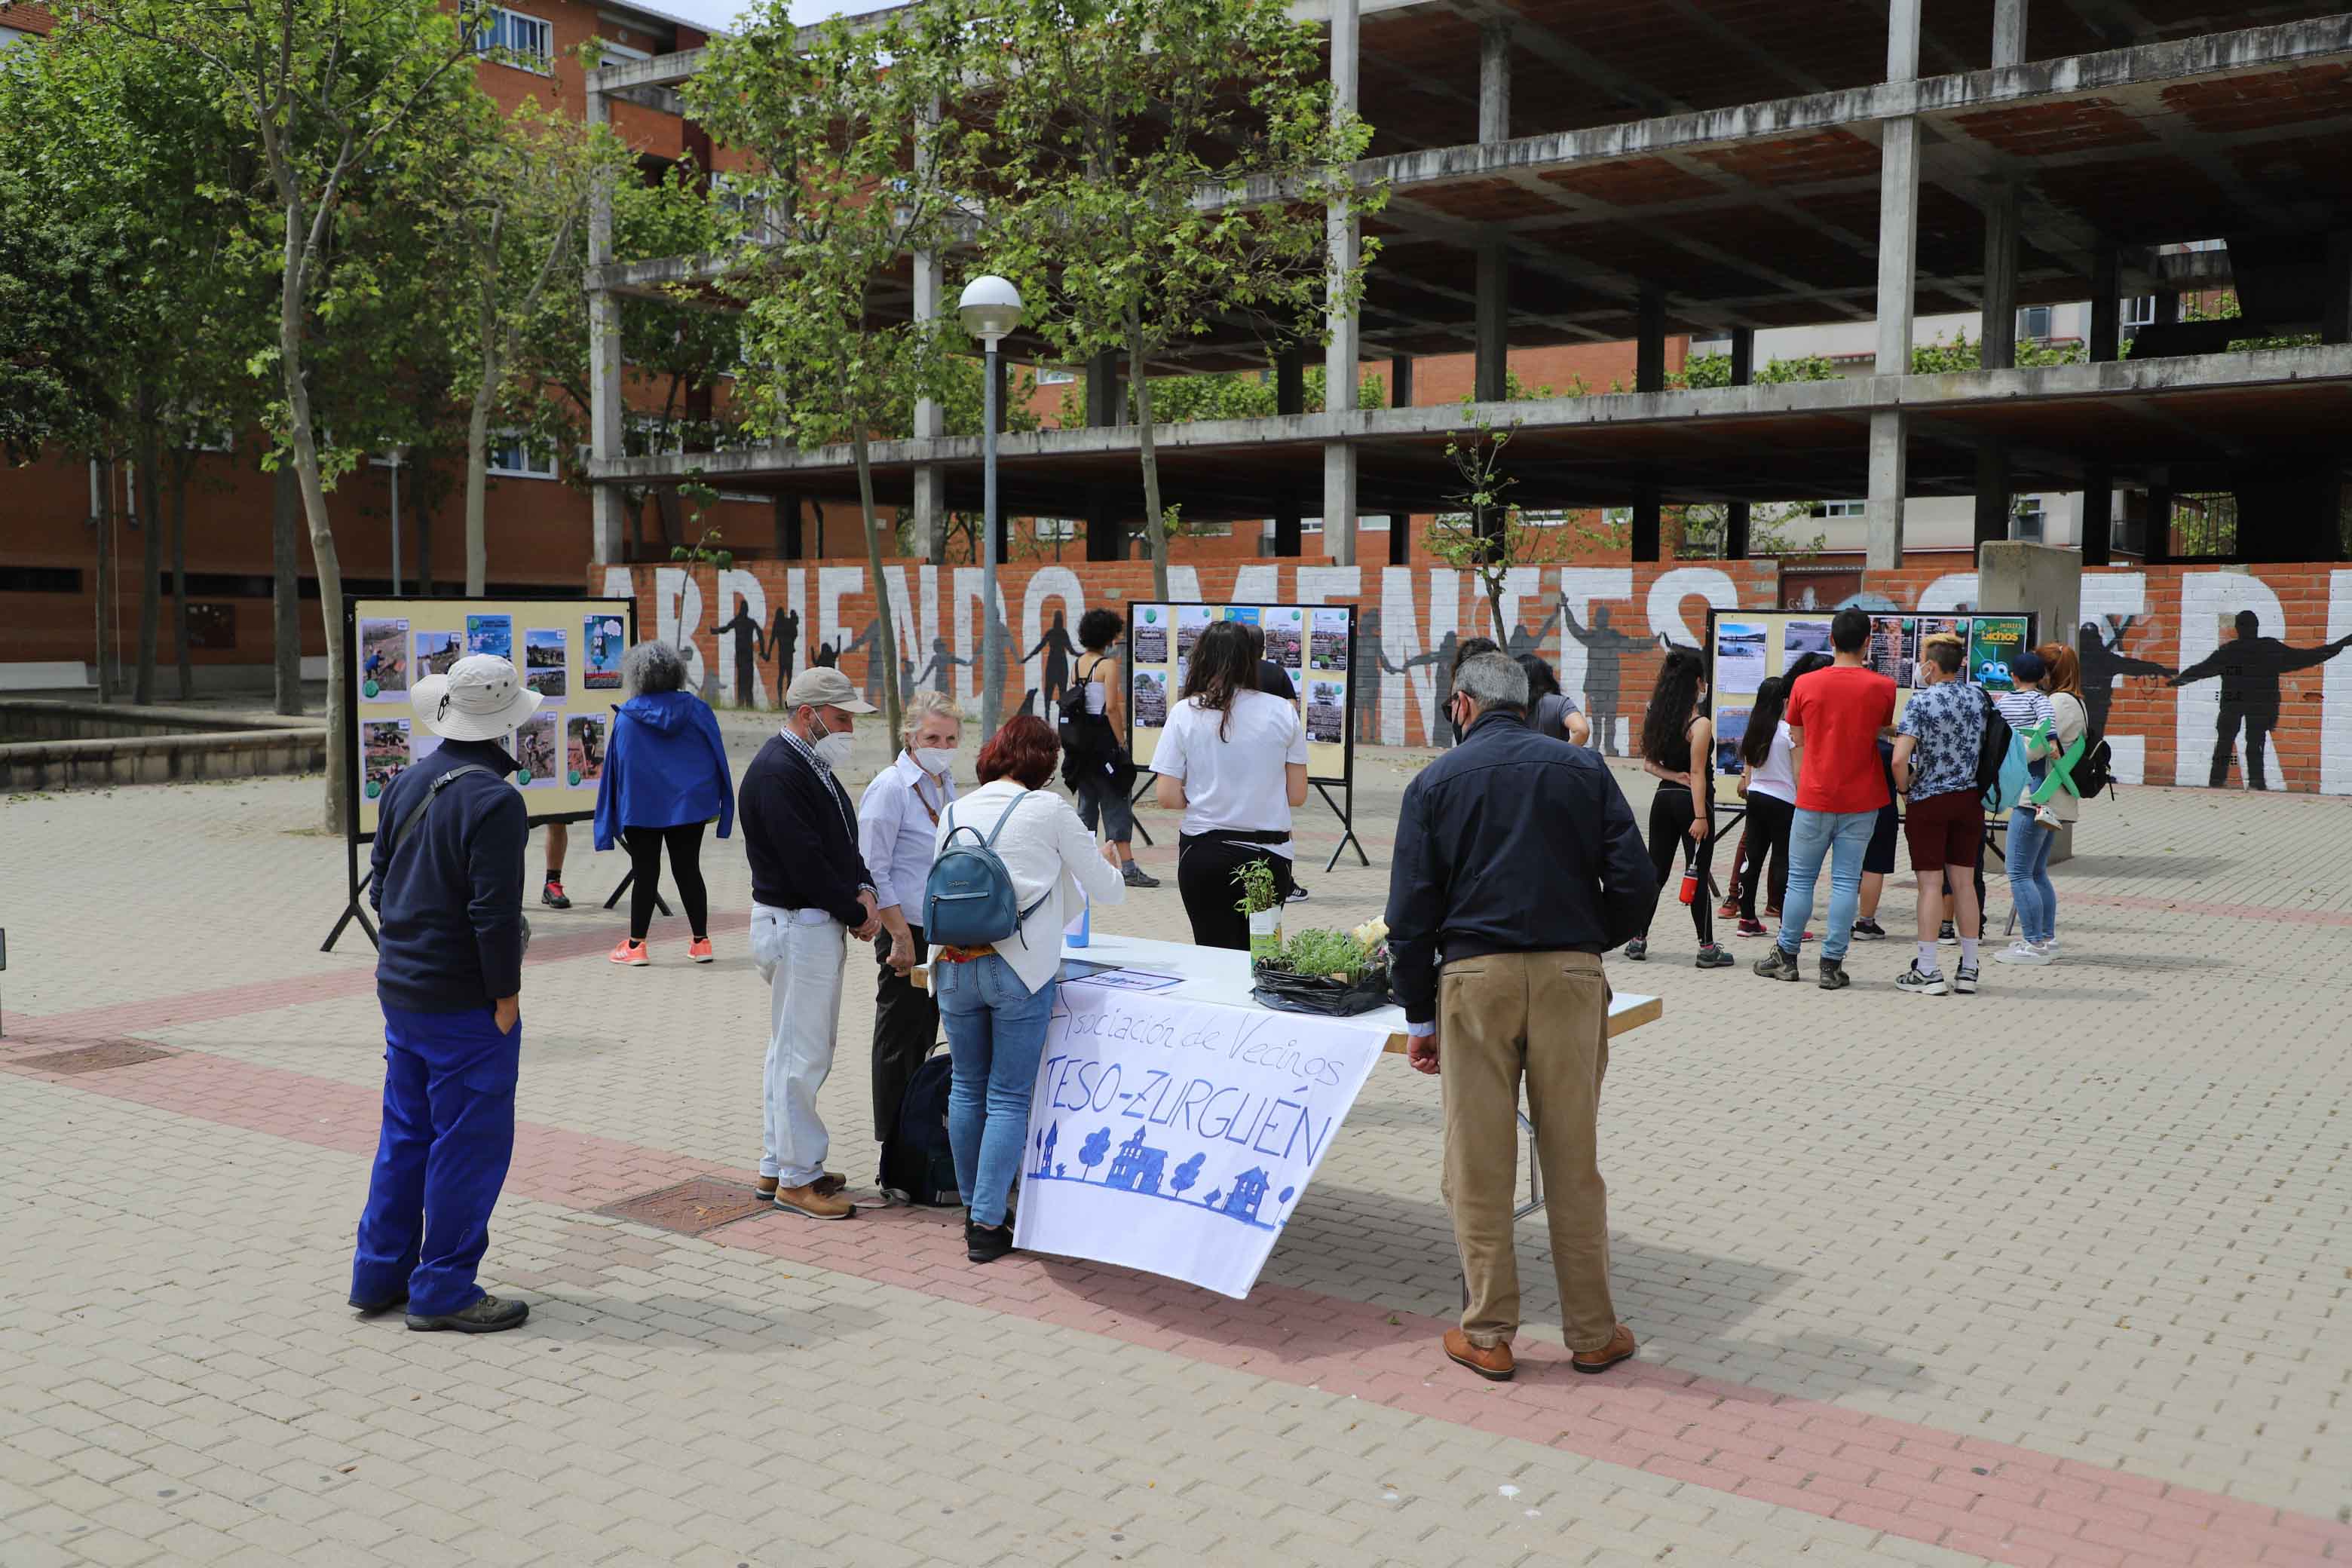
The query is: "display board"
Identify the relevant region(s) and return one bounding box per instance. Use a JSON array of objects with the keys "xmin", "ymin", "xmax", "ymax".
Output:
[
  {"xmin": 1125, "ymin": 602, "xmax": 1355, "ymax": 786},
  {"xmin": 345, "ymin": 595, "xmax": 637, "ymax": 841},
  {"xmin": 1703, "ymin": 608, "xmax": 2039, "ymax": 776}
]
